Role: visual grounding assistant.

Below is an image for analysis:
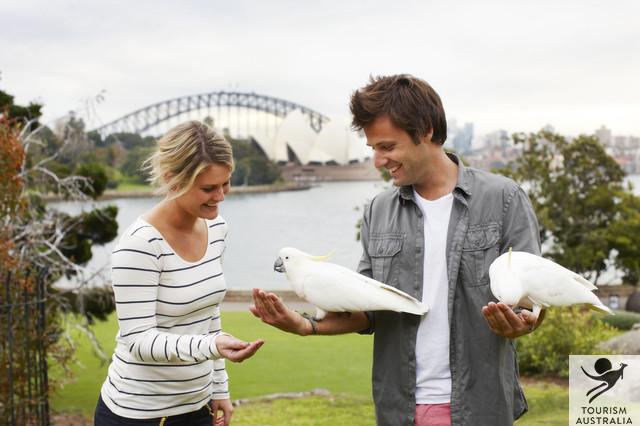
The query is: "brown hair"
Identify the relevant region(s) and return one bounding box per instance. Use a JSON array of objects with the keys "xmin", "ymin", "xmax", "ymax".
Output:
[
  {"xmin": 142, "ymin": 120, "xmax": 233, "ymax": 199},
  {"xmin": 350, "ymin": 74, "xmax": 447, "ymax": 145}
]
